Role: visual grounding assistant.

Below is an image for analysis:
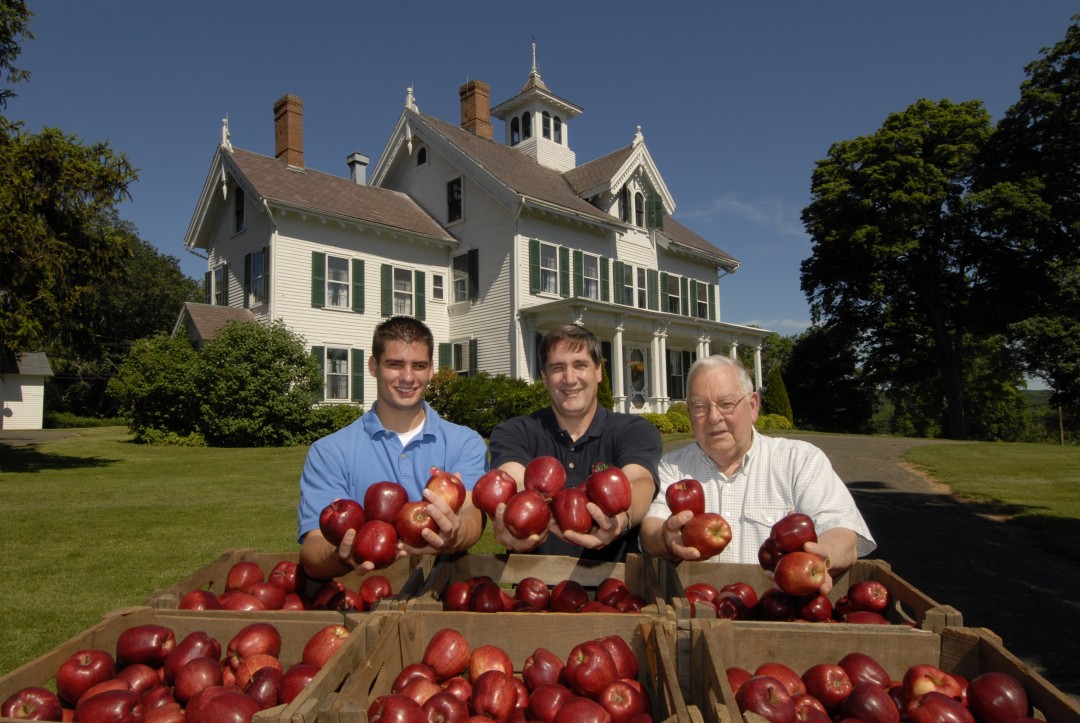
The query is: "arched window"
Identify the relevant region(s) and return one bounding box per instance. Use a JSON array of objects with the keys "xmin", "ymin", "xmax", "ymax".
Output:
[
  {"xmin": 416, "ymin": 147, "xmax": 427, "ymax": 165},
  {"xmin": 635, "ymin": 192, "xmax": 645, "ymax": 227},
  {"xmin": 620, "ymin": 187, "xmax": 630, "ymax": 223},
  {"xmin": 554, "ymin": 116, "xmax": 562, "ymax": 143},
  {"xmin": 510, "ymin": 117, "xmax": 520, "ymax": 145},
  {"xmin": 522, "ymin": 112, "xmax": 532, "ymax": 139},
  {"xmin": 542, "ymin": 111, "xmax": 551, "ymax": 139}
]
